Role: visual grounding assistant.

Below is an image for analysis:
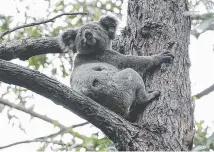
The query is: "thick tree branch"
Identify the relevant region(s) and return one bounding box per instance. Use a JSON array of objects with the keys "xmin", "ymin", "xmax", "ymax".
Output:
[
  {"xmin": 192, "ymin": 83, "xmax": 214, "ymax": 100},
  {"xmin": 0, "ymin": 33, "xmax": 125, "ymax": 61},
  {"xmin": 0, "ymin": 59, "xmax": 139, "ymax": 150},
  {"xmin": 0, "ymin": 12, "xmax": 87, "ymax": 39},
  {"xmin": 0, "ymin": 37, "xmax": 62, "ymax": 60}
]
